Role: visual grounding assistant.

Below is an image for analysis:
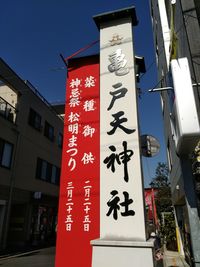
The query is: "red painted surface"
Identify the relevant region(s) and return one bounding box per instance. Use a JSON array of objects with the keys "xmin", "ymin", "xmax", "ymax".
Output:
[{"xmin": 55, "ymin": 56, "xmax": 100, "ymax": 267}]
